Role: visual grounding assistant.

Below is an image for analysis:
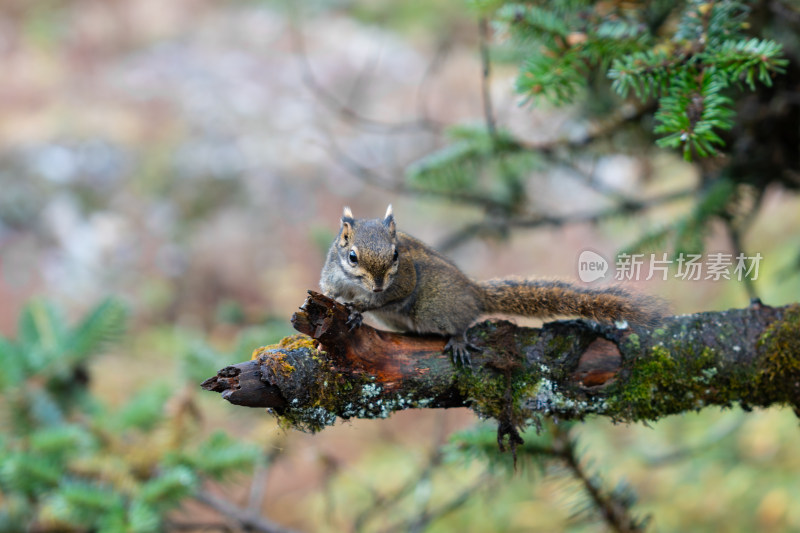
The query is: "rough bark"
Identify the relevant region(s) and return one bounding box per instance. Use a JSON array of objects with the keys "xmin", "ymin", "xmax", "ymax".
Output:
[{"xmin": 201, "ymin": 291, "xmax": 800, "ymax": 432}]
